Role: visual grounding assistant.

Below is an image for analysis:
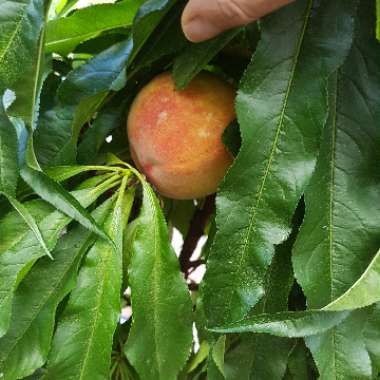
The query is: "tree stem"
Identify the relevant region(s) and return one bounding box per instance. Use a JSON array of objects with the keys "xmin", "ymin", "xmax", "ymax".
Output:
[{"xmin": 179, "ymin": 194, "xmax": 215, "ymax": 277}]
